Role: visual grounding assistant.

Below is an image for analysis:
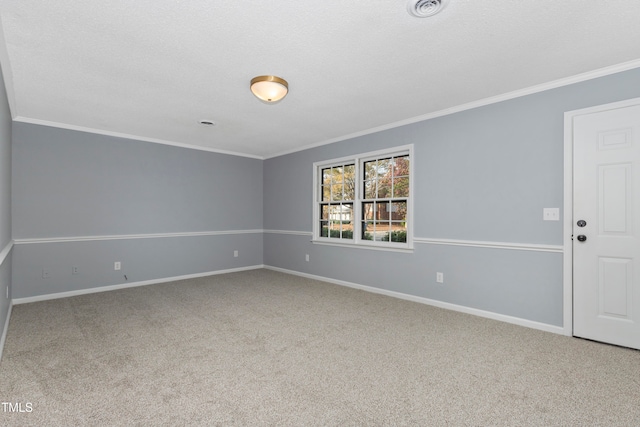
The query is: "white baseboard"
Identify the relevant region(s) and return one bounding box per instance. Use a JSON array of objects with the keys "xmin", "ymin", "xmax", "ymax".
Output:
[
  {"xmin": 12, "ymin": 264, "xmax": 265, "ymax": 305},
  {"xmin": 264, "ymin": 265, "xmax": 565, "ymax": 336},
  {"xmin": 0, "ymin": 302, "xmax": 12, "ymax": 363}
]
